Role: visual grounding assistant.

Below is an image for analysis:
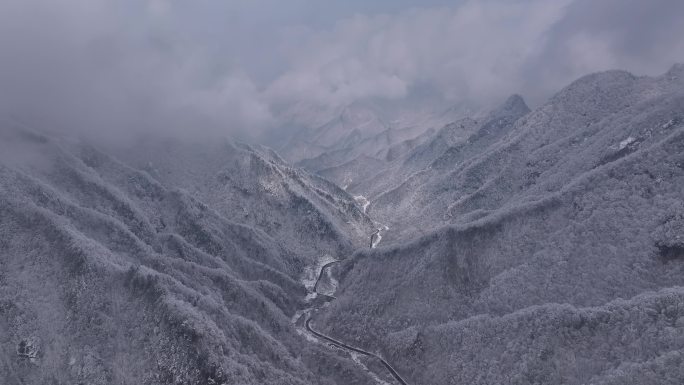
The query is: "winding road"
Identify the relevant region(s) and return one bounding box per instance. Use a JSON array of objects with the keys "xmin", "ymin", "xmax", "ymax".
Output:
[
  {"xmin": 305, "ymin": 258, "xmax": 410, "ymax": 385},
  {"xmin": 305, "ymin": 318, "xmax": 409, "ymax": 385}
]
